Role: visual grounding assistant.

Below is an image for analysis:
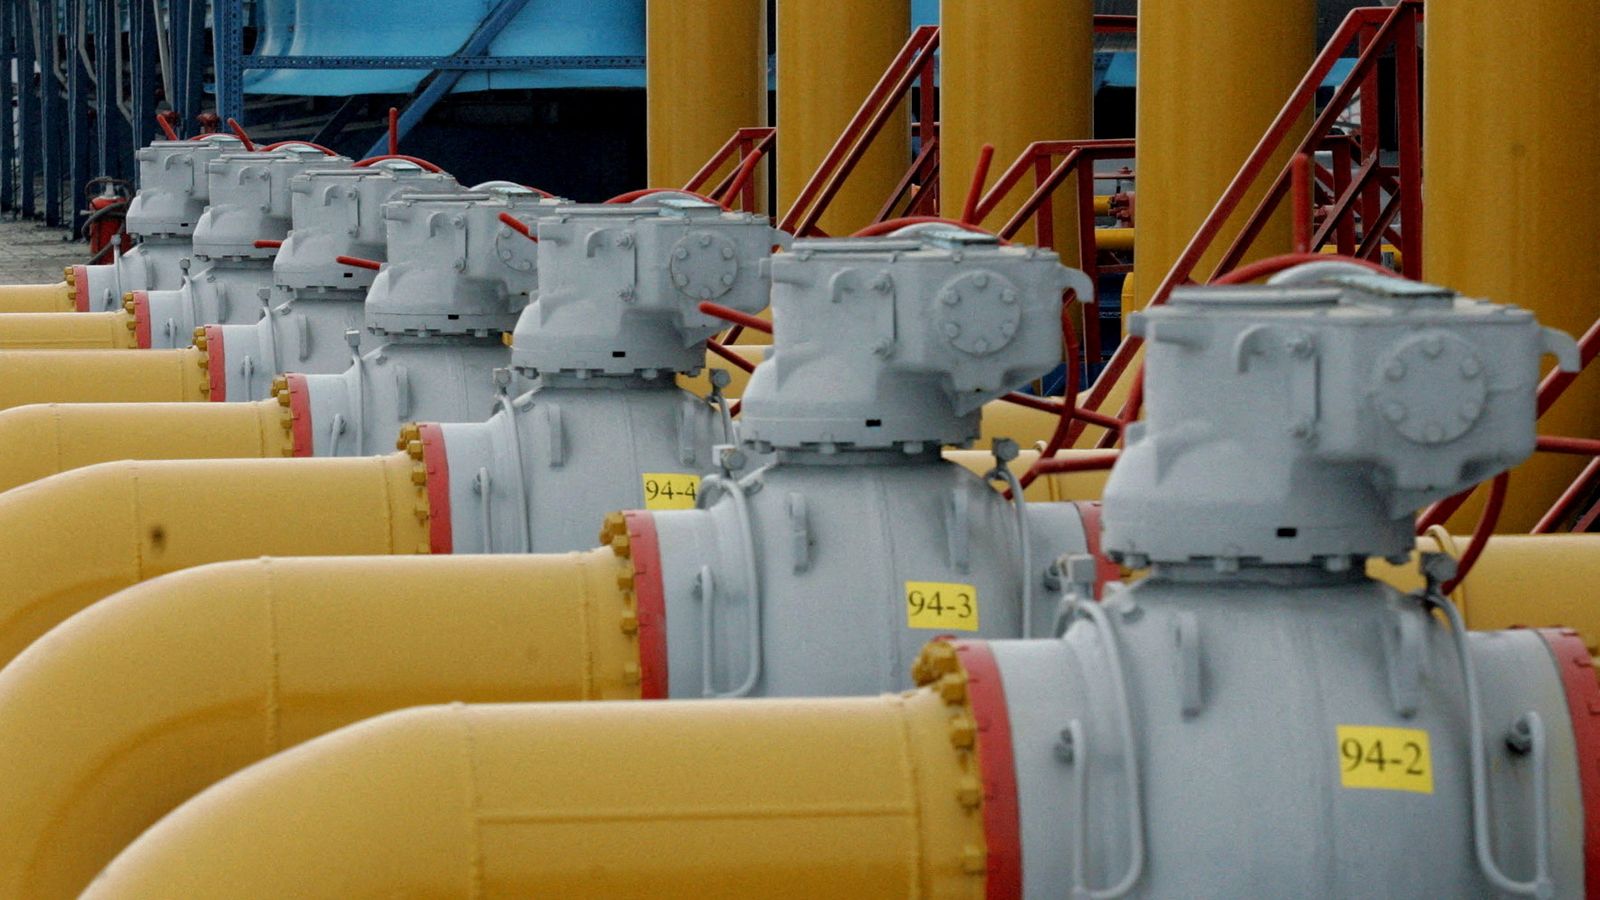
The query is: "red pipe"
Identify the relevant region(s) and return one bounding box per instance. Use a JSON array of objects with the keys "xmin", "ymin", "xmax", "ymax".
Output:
[
  {"xmin": 850, "ymin": 217, "xmax": 996, "ymax": 239},
  {"xmin": 335, "ymin": 255, "xmax": 383, "ymax": 272},
  {"xmin": 259, "ymin": 140, "xmax": 341, "ymax": 155},
  {"xmin": 353, "ymin": 154, "xmax": 445, "ymax": 173},
  {"xmin": 225, "ymin": 118, "xmax": 256, "ymax": 151},
  {"xmin": 698, "ymin": 302, "xmax": 771, "ymax": 335},
  {"xmin": 155, "ymin": 114, "xmax": 179, "ymax": 141},
  {"xmin": 388, "ymin": 107, "xmax": 400, "ymax": 156},
  {"xmin": 1291, "ymin": 152, "xmax": 1312, "ymax": 253},
  {"xmin": 1032, "ymin": 452, "xmax": 1120, "ymax": 475},
  {"xmin": 1536, "ymin": 435, "xmax": 1600, "ymax": 456},
  {"xmin": 1018, "ymin": 303, "xmax": 1083, "ymax": 490},
  {"xmin": 253, "ymin": 240, "xmax": 283, "ymax": 250},
  {"xmin": 1440, "ymin": 472, "xmax": 1508, "ymax": 594},
  {"xmin": 706, "ymin": 339, "xmax": 757, "ymax": 373},
  {"xmin": 497, "ymin": 212, "xmax": 537, "ymax": 243},
  {"xmin": 960, "ymin": 144, "xmax": 995, "ymax": 226}
]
